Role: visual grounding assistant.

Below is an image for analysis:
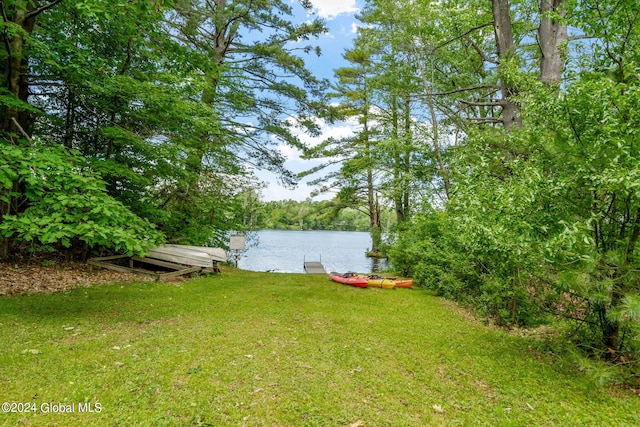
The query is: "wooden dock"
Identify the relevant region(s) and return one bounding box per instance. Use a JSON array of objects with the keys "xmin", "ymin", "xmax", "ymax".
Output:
[{"xmin": 304, "ymin": 261, "xmax": 326, "ymax": 274}]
